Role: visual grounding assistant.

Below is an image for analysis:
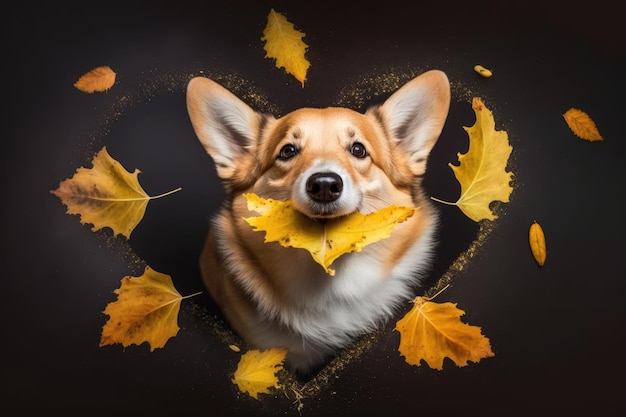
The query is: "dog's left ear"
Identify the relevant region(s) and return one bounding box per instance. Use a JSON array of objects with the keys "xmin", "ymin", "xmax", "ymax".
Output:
[{"xmin": 371, "ymin": 70, "xmax": 451, "ymax": 176}]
